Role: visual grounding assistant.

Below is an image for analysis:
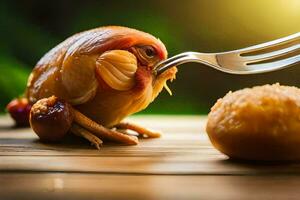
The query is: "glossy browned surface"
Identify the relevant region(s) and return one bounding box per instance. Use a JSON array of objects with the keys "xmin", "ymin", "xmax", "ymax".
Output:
[
  {"xmin": 25, "ymin": 26, "xmax": 174, "ymax": 128},
  {"xmin": 207, "ymin": 84, "xmax": 300, "ymax": 161},
  {"xmin": 30, "ymin": 97, "xmax": 73, "ymax": 142},
  {"xmin": 1, "ymin": 115, "xmax": 300, "ymax": 199}
]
